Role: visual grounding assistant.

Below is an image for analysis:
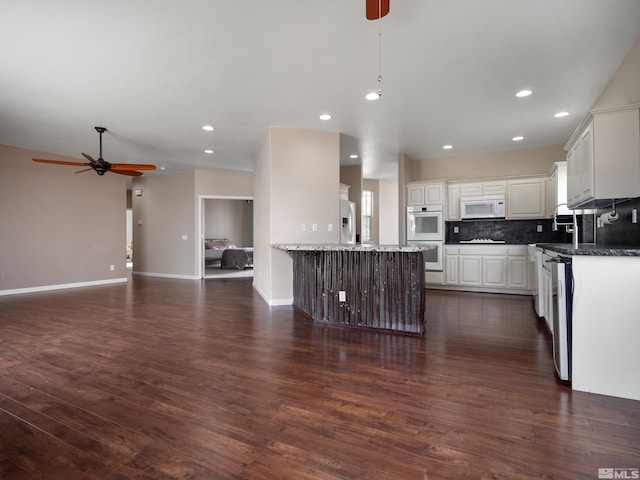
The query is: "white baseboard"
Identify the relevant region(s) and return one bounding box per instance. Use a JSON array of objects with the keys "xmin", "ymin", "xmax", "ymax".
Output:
[
  {"xmin": 252, "ymin": 281, "xmax": 293, "ymax": 306},
  {"xmin": 0, "ymin": 277, "xmax": 127, "ymax": 297},
  {"xmin": 132, "ymin": 271, "xmax": 200, "ymax": 280}
]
